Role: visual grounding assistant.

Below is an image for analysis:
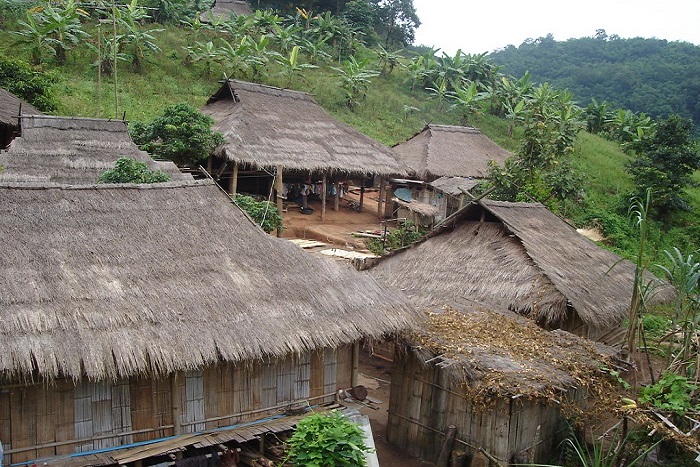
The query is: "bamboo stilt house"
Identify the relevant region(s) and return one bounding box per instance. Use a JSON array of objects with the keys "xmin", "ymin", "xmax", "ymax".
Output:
[
  {"xmin": 0, "ymin": 146, "xmax": 419, "ymax": 463},
  {"xmin": 388, "ymin": 299, "xmax": 618, "ymax": 465},
  {"xmin": 0, "ymin": 115, "xmax": 188, "ymax": 184},
  {"xmin": 0, "ymin": 87, "xmax": 41, "ymax": 149},
  {"xmin": 202, "ymin": 79, "xmax": 407, "ymax": 216},
  {"xmin": 370, "ymin": 199, "xmax": 671, "ymax": 341}
]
